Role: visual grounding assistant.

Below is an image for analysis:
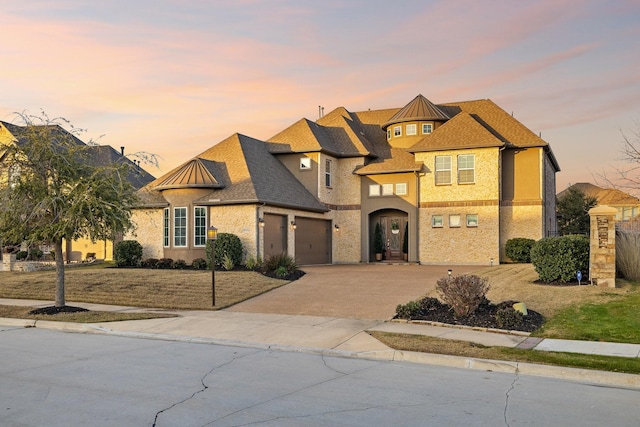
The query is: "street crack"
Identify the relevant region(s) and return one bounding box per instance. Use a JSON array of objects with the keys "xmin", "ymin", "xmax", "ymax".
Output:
[{"xmin": 503, "ymin": 362, "xmax": 519, "ymax": 427}]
